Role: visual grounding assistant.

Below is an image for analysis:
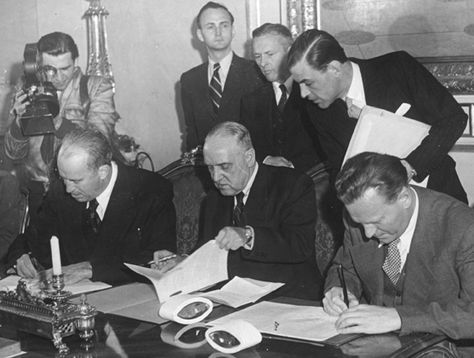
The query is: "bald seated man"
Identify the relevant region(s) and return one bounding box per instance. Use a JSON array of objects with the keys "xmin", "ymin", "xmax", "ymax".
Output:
[{"xmin": 8, "ymin": 128, "xmax": 176, "ymax": 285}]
